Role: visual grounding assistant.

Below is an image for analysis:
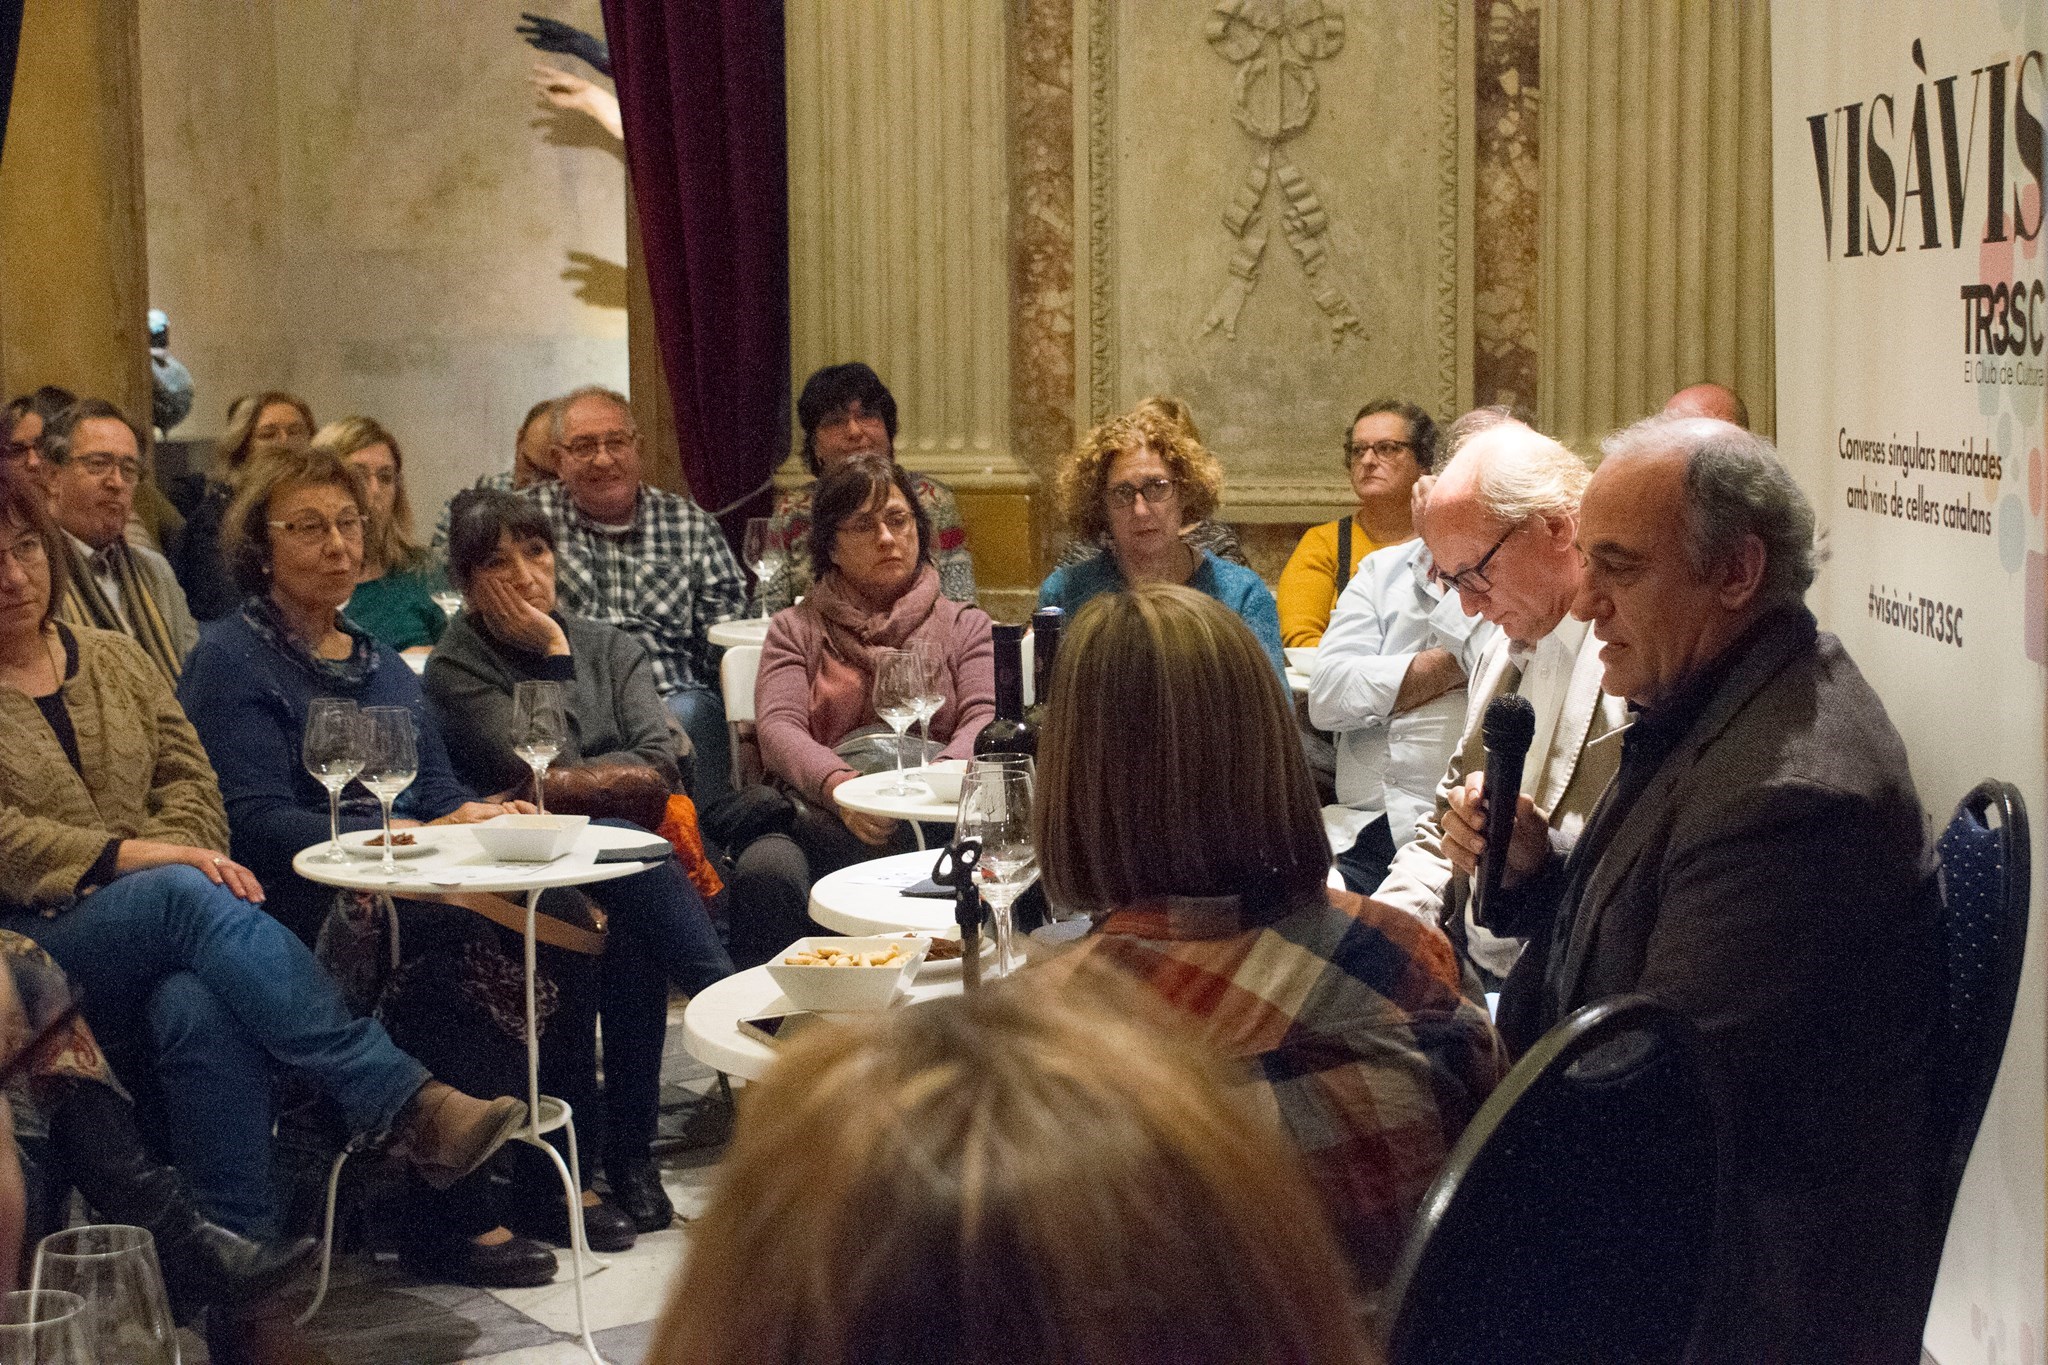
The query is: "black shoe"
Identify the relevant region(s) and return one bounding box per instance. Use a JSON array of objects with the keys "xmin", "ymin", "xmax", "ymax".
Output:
[
  {"xmin": 607, "ymin": 1158, "xmax": 675, "ymax": 1233},
  {"xmin": 509, "ymin": 1192, "xmax": 637, "ymax": 1253},
  {"xmin": 169, "ymin": 1224, "xmax": 319, "ymax": 1310},
  {"xmin": 399, "ymin": 1232, "xmax": 558, "ymax": 1289}
]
